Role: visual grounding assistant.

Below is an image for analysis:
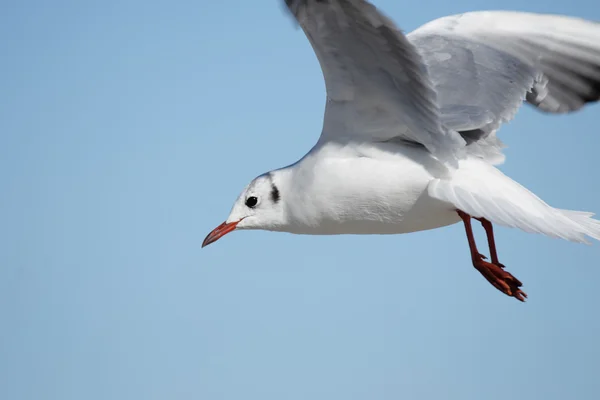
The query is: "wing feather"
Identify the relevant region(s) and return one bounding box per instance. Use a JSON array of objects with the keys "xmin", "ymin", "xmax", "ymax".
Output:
[
  {"xmin": 408, "ymin": 11, "xmax": 600, "ymax": 162},
  {"xmin": 284, "ymin": 0, "xmax": 466, "ymax": 164}
]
